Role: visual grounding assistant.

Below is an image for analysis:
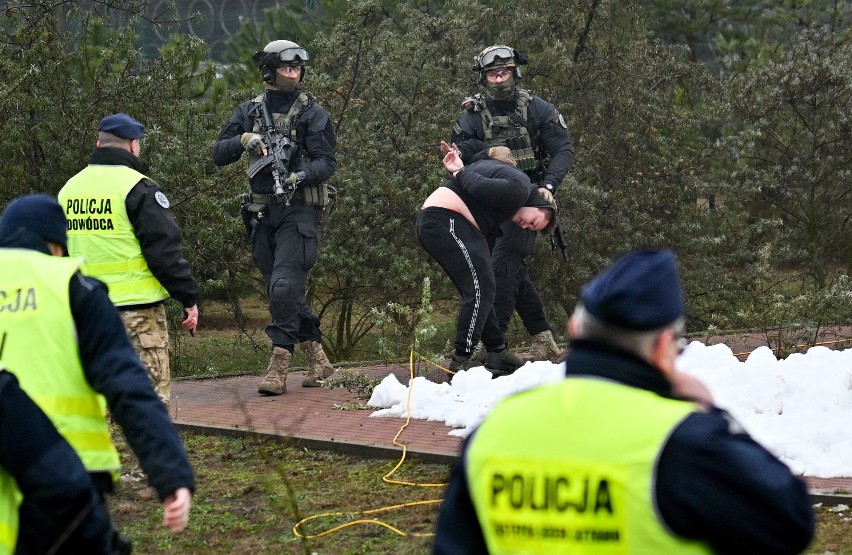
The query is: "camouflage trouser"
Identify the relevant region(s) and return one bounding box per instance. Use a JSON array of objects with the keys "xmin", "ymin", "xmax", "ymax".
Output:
[{"xmin": 120, "ymin": 303, "xmax": 170, "ymax": 409}]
